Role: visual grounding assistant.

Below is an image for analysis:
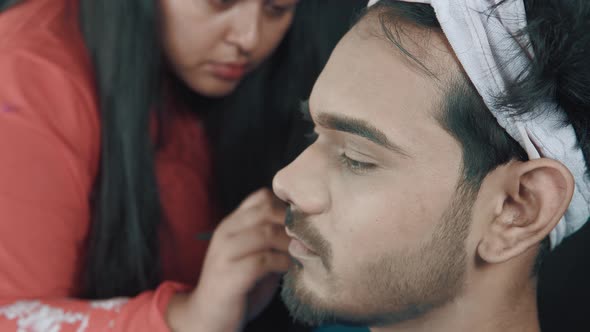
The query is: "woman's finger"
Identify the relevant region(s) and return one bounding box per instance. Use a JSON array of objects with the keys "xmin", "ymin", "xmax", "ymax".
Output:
[
  {"xmin": 232, "ymin": 252, "xmax": 292, "ymax": 293},
  {"xmin": 224, "ymin": 224, "xmax": 291, "ymax": 261},
  {"xmin": 216, "ymin": 200, "xmax": 286, "ymax": 237}
]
